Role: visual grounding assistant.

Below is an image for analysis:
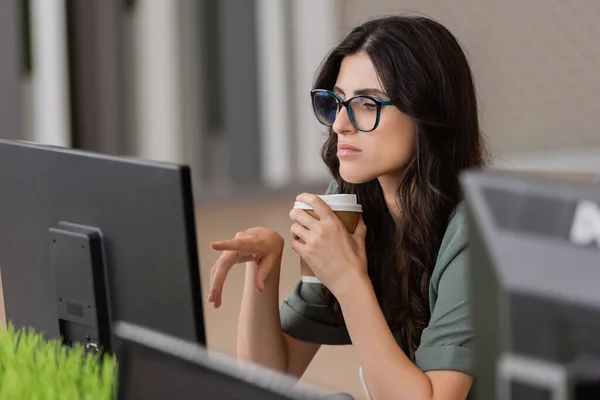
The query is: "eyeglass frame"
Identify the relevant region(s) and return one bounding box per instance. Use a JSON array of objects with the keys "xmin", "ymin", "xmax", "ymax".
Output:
[{"xmin": 310, "ymin": 89, "xmax": 394, "ymax": 133}]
